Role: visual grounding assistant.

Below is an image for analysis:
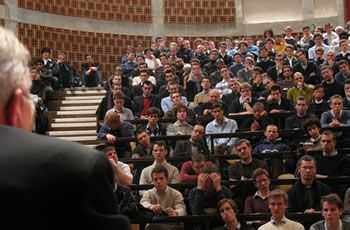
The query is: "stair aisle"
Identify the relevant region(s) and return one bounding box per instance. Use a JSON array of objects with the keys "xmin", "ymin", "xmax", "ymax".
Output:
[{"xmin": 47, "ymin": 87, "xmax": 106, "ymax": 148}]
